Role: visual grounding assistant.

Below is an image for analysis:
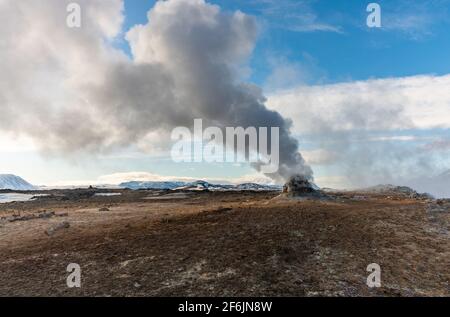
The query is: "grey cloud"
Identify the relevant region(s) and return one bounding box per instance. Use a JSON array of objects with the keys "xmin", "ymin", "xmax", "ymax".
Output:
[{"xmin": 0, "ymin": 0, "xmax": 312, "ymax": 182}]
